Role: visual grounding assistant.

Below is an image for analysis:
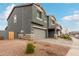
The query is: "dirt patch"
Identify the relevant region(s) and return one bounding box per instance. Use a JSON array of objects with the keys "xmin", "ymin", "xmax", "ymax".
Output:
[
  {"xmin": 31, "ymin": 40, "xmax": 70, "ymax": 56},
  {"xmin": 0, "ymin": 40, "xmax": 70, "ymax": 56}
]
